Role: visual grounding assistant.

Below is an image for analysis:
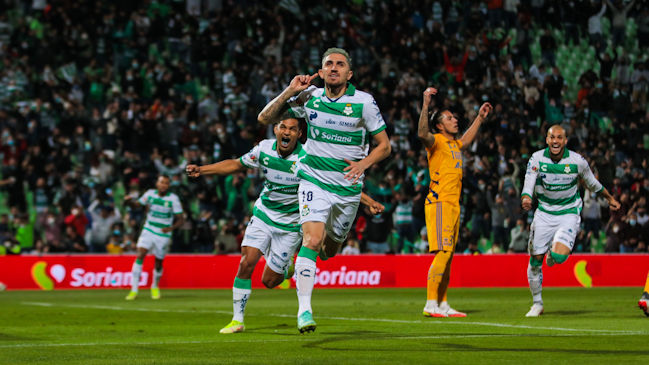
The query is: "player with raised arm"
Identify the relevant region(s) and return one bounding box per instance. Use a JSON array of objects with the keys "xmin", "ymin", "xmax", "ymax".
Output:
[
  {"xmin": 124, "ymin": 175, "xmax": 184, "ymax": 300},
  {"xmin": 418, "ymin": 87, "xmax": 492, "ymax": 318},
  {"xmin": 258, "ymin": 48, "xmax": 391, "ymax": 333},
  {"xmin": 186, "ymin": 118, "xmax": 384, "ymax": 334},
  {"xmin": 521, "ymin": 125, "xmax": 620, "ymax": 317}
]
